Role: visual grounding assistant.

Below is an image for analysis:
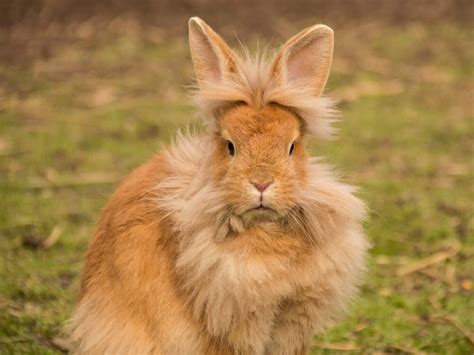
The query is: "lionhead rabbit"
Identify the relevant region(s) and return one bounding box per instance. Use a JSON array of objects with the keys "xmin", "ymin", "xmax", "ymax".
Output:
[{"xmin": 69, "ymin": 17, "xmax": 369, "ymax": 354}]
